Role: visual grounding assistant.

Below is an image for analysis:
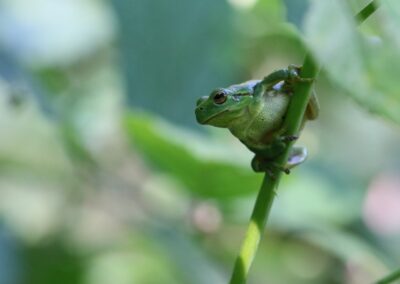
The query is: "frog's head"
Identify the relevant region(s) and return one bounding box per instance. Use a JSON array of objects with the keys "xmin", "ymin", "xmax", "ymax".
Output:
[{"xmin": 195, "ymin": 81, "xmax": 258, "ymax": 128}]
